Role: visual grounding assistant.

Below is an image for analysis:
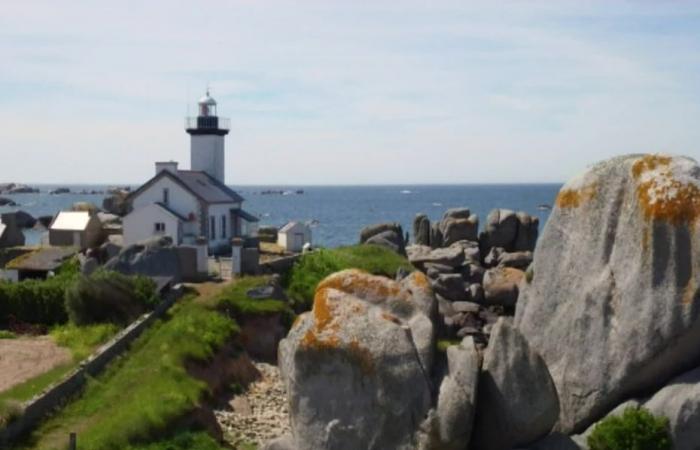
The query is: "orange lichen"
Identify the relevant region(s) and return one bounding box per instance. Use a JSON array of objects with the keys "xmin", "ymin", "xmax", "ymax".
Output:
[
  {"xmin": 312, "ymin": 288, "xmax": 334, "ymax": 332},
  {"xmin": 291, "ymin": 314, "xmax": 303, "ymax": 330},
  {"xmin": 632, "ymin": 155, "xmax": 700, "ymax": 225},
  {"xmin": 682, "ymin": 279, "xmax": 697, "ymax": 305},
  {"xmin": 410, "ymin": 271, "xmax": 430, "ymax": 289},
  {"xmin": 317, "ymin": 270, "xmax": 408, "ymax": 303},
  {"xmin": 381, "ymin": 312, "xmax": 401, "ymax": 325},
  {"xmin": 301, "ymin": 329, "xmax": 340, "ymax": 349},
  {"xmin": 555, "ymin": 184, "xmax": 597, "ymax": 209}
]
